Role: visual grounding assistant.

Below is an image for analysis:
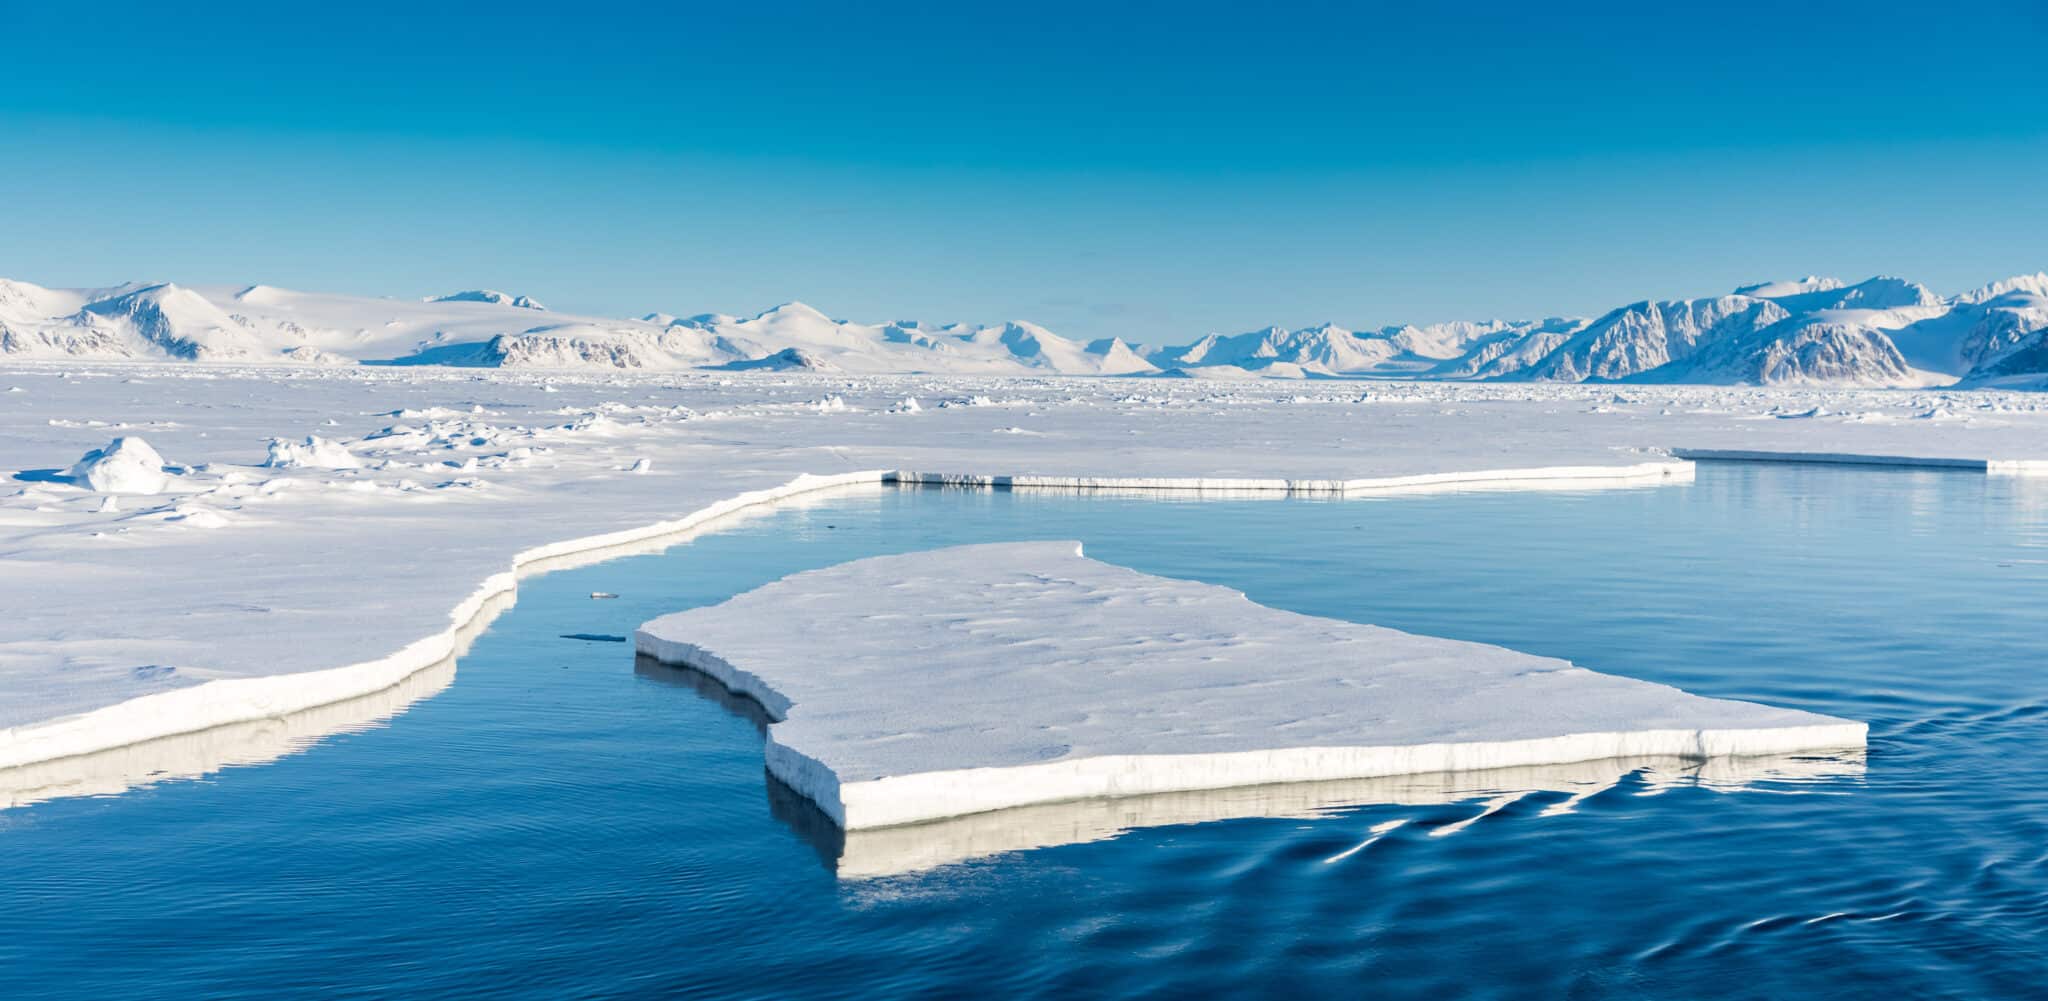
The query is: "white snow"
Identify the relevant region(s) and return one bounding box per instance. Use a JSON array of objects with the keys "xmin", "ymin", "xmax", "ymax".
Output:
[
  {"xmin": 263, "ymin": 435, "xmax": 361, "ymax": 469},
  {"xmin": 64, "ymin": 436, "xmax": 171, "ymax": 494},
  {"xmin": 635, "ymin": 542, "xmax": 1865, "ymax": 830},
  {"xmin": 1, "ymin": 365, "xmax": 2046, "ymax": 782}
]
